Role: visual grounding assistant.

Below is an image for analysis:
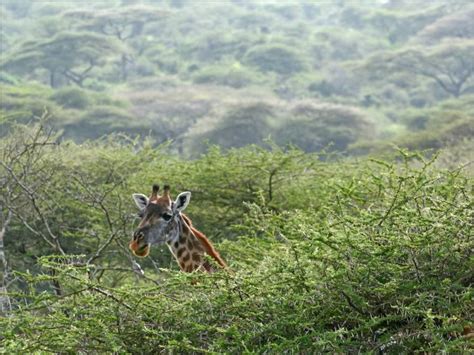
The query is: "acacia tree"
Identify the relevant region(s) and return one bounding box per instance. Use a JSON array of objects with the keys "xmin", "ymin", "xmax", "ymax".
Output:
[
  {"xmin": 63, "ymin": 6, "xmax": 166, "ymax": 81},
  {"xmin": 1, "ymin": 32, "xmax": 123, "ymax": 87},
  {"xmin": 365, "ymin": 40, "xmax": 474, "ymax": 98}
]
